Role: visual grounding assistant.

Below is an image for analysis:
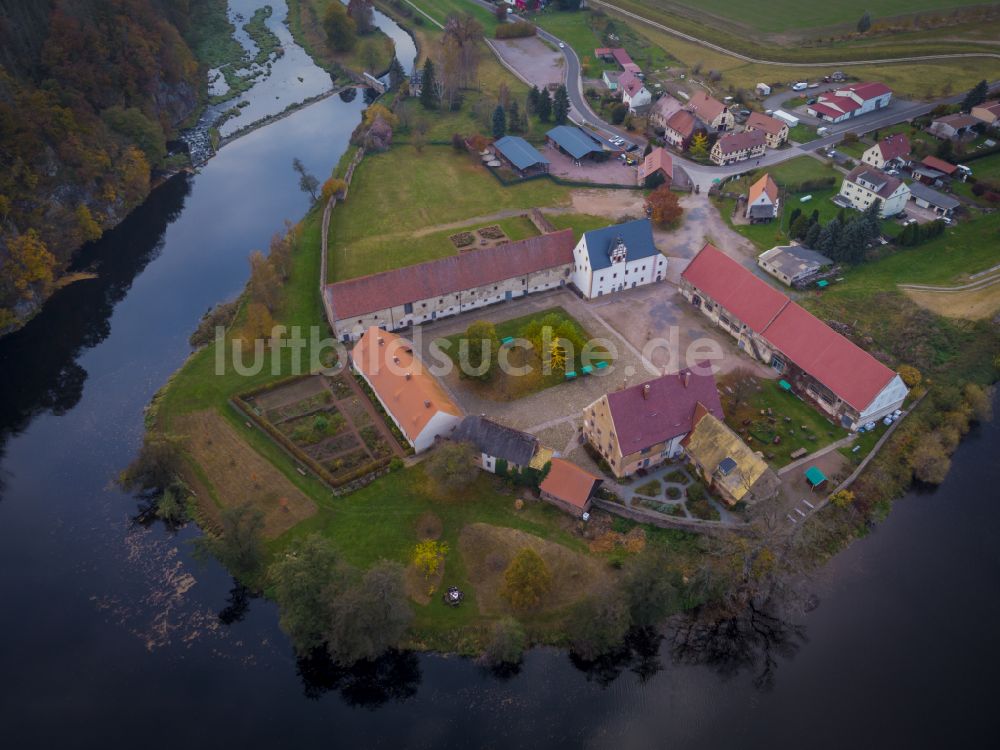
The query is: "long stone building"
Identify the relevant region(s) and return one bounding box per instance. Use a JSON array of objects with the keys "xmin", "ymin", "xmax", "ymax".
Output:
[
  {"xmin": 324, "ymin": 230, "xmax": 576, "ymax": 342},
  {"xmin": 680, "ymin": 244, "xmax": 908, "ymax": 430}
]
